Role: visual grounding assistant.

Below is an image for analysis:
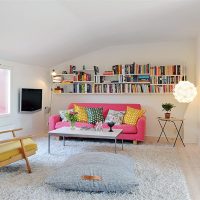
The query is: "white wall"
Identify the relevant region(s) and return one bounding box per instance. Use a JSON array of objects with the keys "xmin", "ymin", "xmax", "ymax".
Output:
[
  {"xmin": 0, "ymin": 59, "xmax": 50, "ymax": 138},
  {"xmin": 52, "ymin": 40, "xmax": 196, "ymax": 140},
  {"xmin": 196, "ymin": 36, "xmax": 200, "ymax": 145},
  {"xmin": 183, "ymin": 37, "xmax": 200, "ymax": 143}
]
